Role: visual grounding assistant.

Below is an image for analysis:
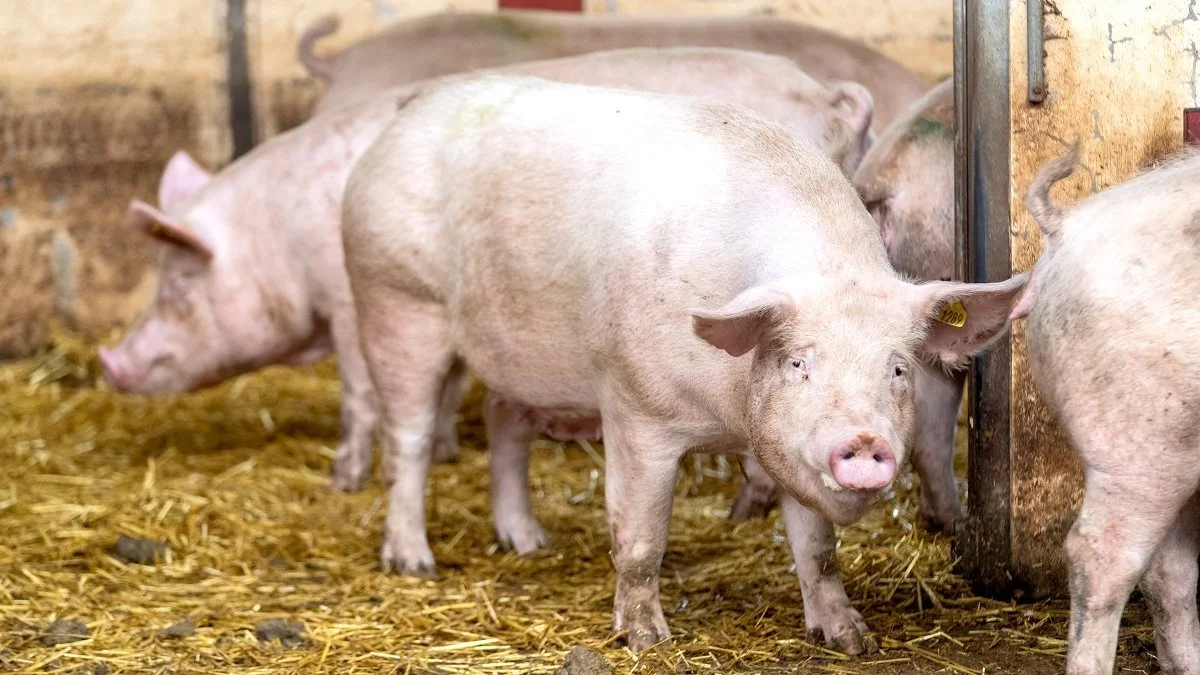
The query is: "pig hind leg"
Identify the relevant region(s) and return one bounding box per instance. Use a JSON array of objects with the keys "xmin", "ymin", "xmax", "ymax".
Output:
[
  {"xmin": 430, "ymin": 357, "xmax": 470, "ymax": 464},
  {"xmin": 356, "ymin": 290, "xmax": 456, "ymax": 576},
  {"xmin": 781, "ymin": 496, "xmax": 874, "ymax": 655},
  {"xmin": 912, "ymin": 366, "xmax": 967, "ymax": 534},
  {"xmin": 1137, "ymin": 493, "xmax": 1200, "ymax": 674},
  {"xmin": 728, "ymin": 455, "xmax": 781, "ymax": 522},
  {"xmin": 604, "ymin": 411, "xmax": 682, "ymax": 651},
  {"xmin": 329, "ymin": 304, "xmax": 382, "ymax": 492},
  {"xmin": 484, "ymin": 393, "xmax": 549, "ymax": 554},
  {"xmin": 1064, "ymin": 460, "xmax": 1200, "ymax": 674}
]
